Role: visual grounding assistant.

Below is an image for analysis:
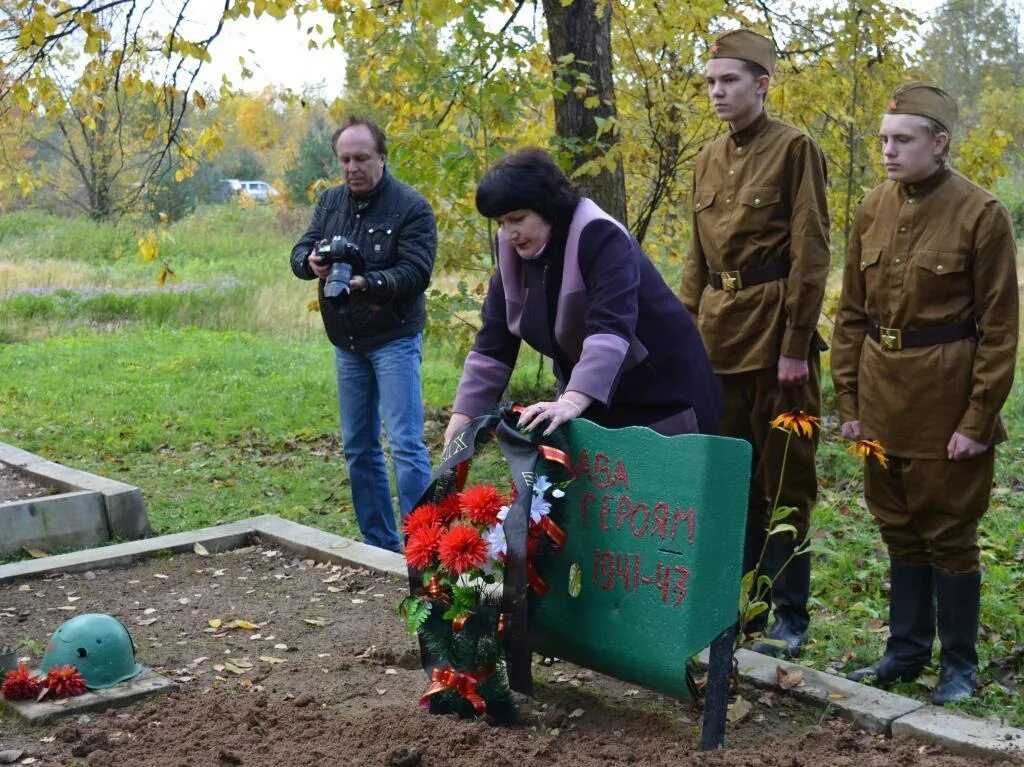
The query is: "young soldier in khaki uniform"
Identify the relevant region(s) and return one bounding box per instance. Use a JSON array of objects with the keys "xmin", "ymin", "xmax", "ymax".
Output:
[
  {"xmin": 682, "ymin": 29, "xmax": 830, "ymax": 658},
  {"xmin": 832, "ymin": 83, "xmax": 1019, "ymax": 704}
]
